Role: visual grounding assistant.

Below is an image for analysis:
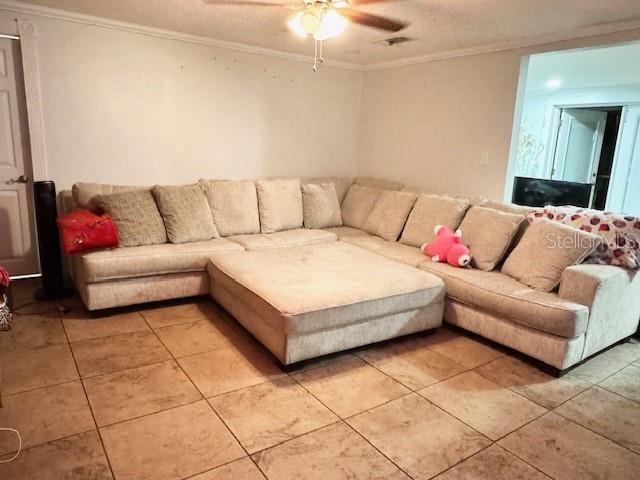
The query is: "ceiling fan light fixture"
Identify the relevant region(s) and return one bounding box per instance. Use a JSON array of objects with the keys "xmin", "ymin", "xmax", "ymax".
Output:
[
  {"xmin": 300, "ymin": 8, "xmax": 322, "ymax": 33},
  {"xmin": 287, "ymin": 12, "xmax": 307, "ymax": 37},
  {"xmin": 313, "ymin": 9, "xmax": 348, "ymax": 41}
]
